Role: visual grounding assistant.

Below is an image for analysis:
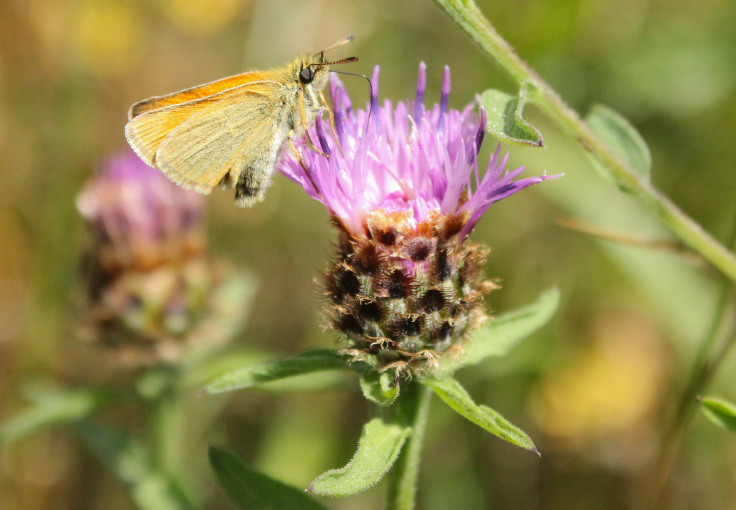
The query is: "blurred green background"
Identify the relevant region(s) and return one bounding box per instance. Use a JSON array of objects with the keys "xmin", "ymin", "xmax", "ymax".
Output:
[{"xmin": 2, "ymin": 0, "xmax": 736, "ymax": 508}]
